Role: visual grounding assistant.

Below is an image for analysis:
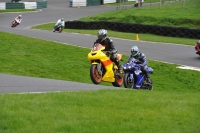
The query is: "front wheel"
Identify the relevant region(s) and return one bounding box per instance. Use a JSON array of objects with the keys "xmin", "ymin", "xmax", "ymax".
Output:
[
  {"xmin": 11, "ymin": 21, "xmax": 16, "ymax": 27},
  {"xmin": 90, "ymin": 64, "xmax": 102, "ymax": 85},
  {"xmin": 134, "ymin": 3, "xmax": 138, "ymax": 7},
  {"xmin": 123, "ymin": 73, "xmax": 134, "ymax": 88}
]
